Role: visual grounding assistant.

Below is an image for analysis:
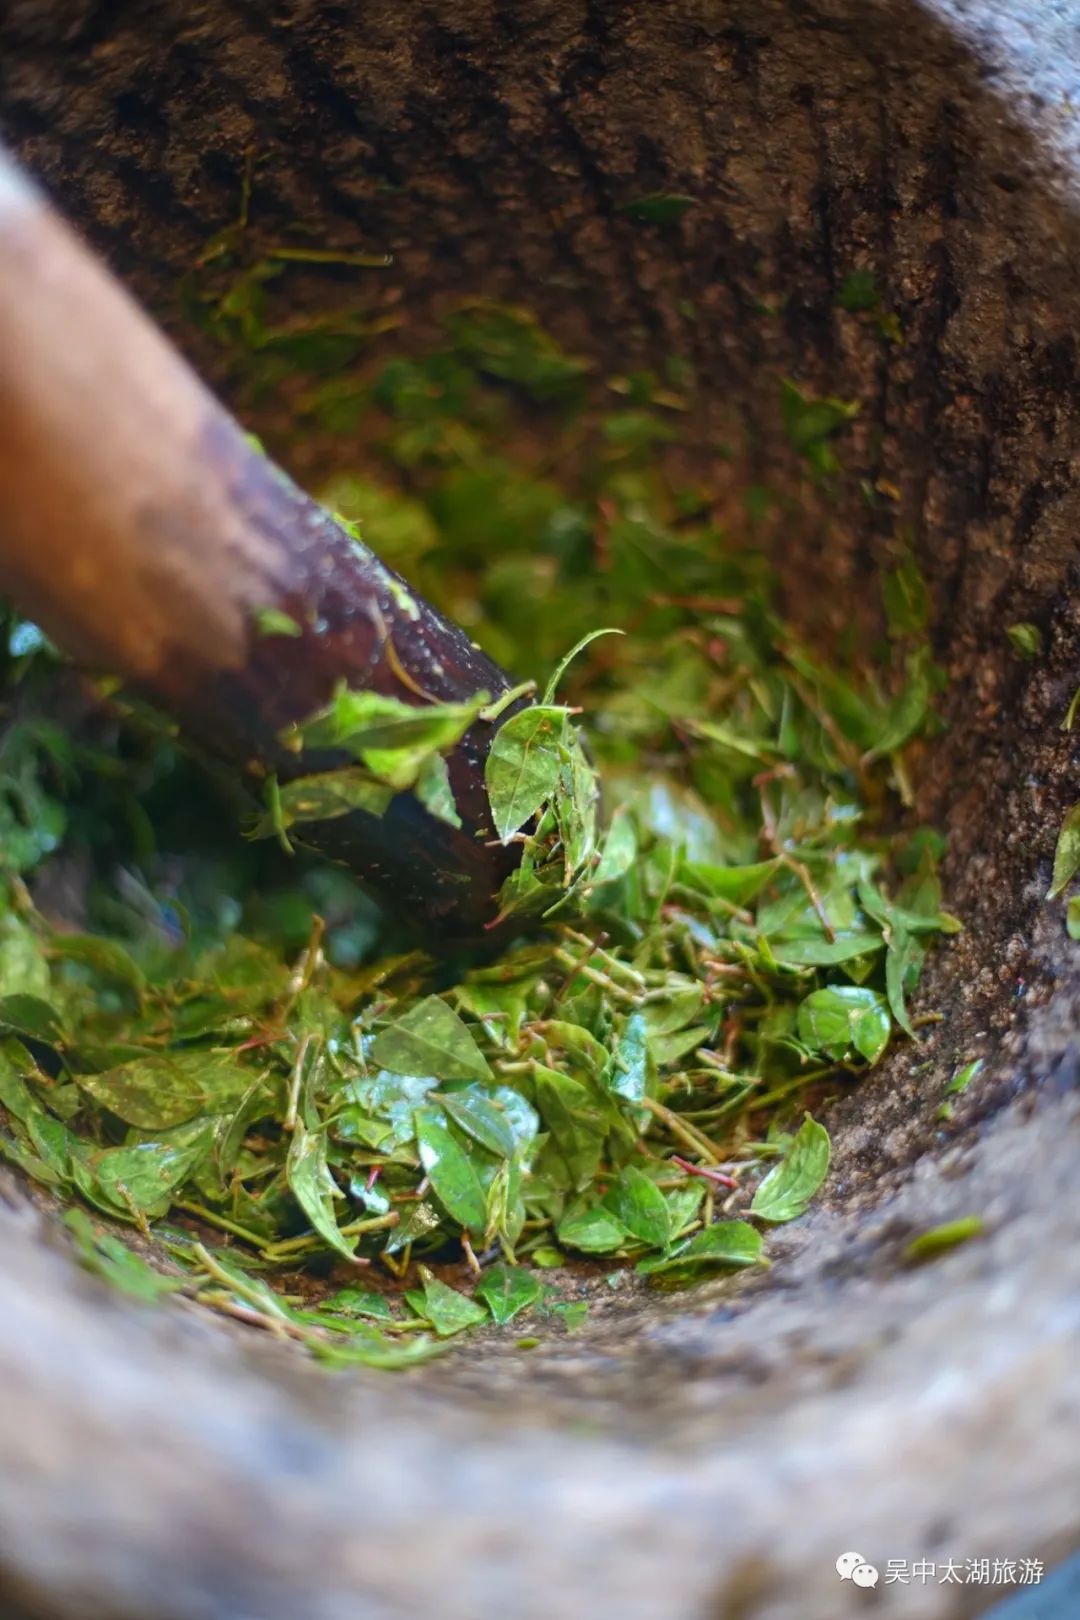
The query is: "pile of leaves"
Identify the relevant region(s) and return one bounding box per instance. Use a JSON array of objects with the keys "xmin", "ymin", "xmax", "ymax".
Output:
[{"xmin": 0, "ymin": 290, "xmax": 958, "ymax": 1365}]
